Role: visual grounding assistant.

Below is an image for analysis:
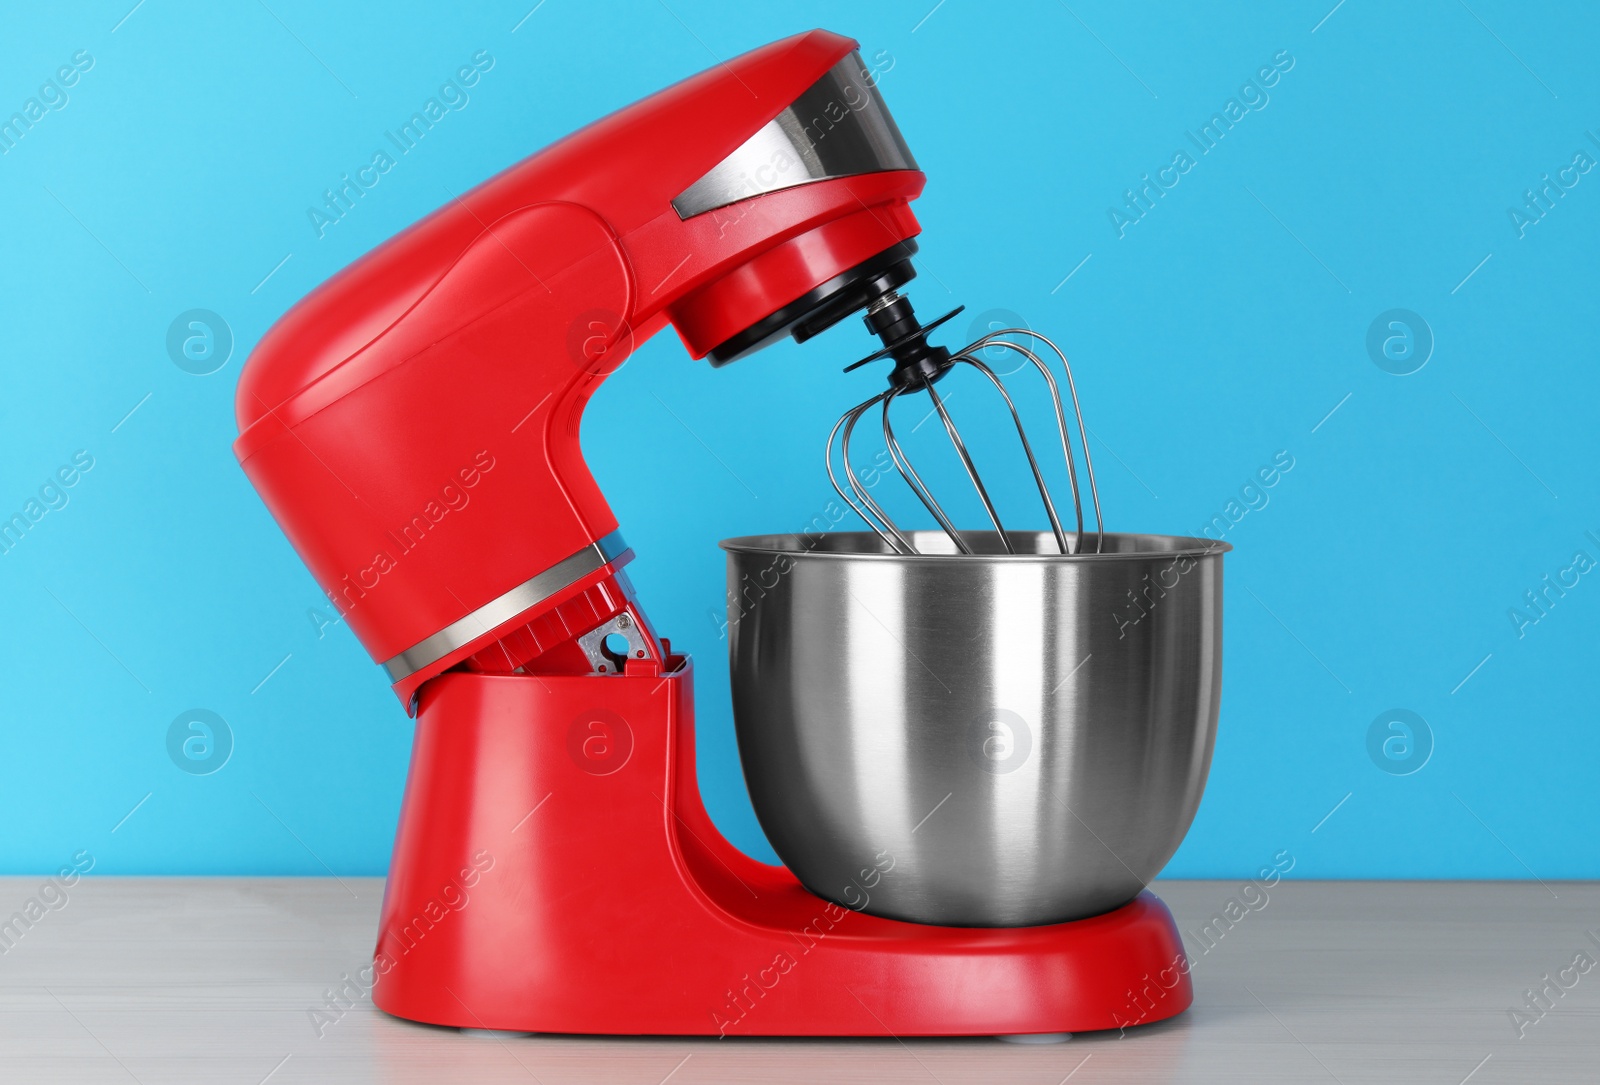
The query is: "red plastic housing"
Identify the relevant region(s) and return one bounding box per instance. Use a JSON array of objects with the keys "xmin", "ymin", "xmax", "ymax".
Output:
[
  {"xmin": 233, "ymin": 30, "xmax": 922, "ymax": 703},
  {"xmin": 371, "ymin": 665, "xmax": 1193, "ymax": 1036}
]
